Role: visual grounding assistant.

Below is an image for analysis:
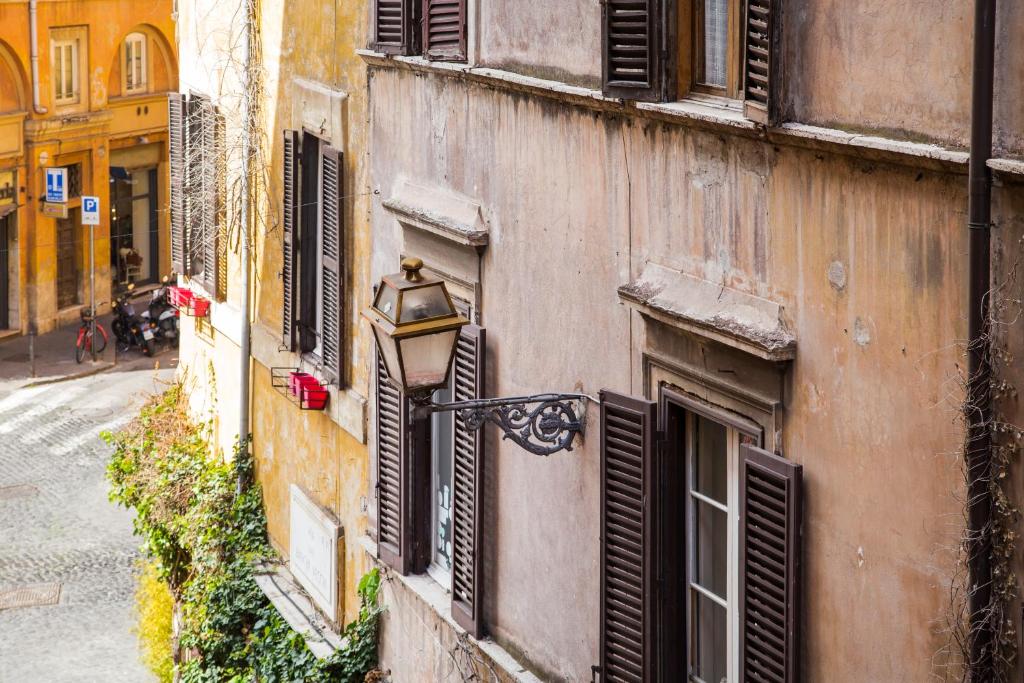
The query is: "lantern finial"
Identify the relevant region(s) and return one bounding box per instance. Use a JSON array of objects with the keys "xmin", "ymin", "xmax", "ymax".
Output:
[{"xmin": 401, "ymin": 257, "xmax": 424, "ymax": 282}]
